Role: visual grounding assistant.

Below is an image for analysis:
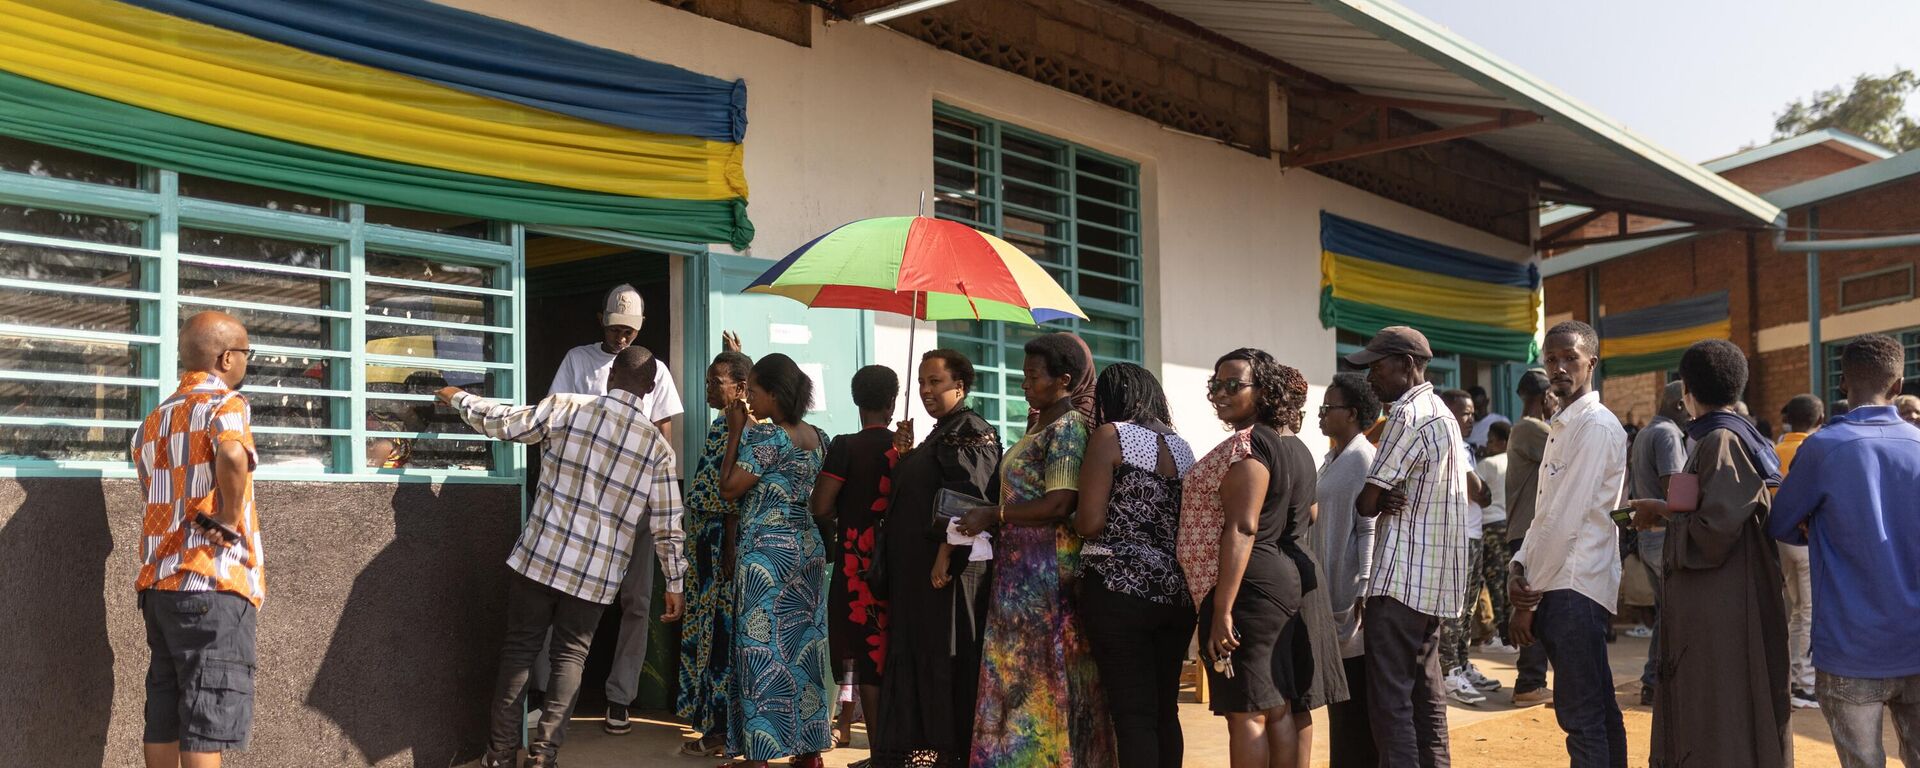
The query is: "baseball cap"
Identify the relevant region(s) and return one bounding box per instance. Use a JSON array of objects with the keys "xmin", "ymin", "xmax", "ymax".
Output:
[
  {"xmin": 1342, "ymin": 325, "xmax": 1434, "ymax": 366},
  {"xmin": 602, "ymin": 284, "xmax": 644, "ymax": 329},
  {"xmin": 1517, "ymin": 368, "xmax": 1550, "ymax": 396}
]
